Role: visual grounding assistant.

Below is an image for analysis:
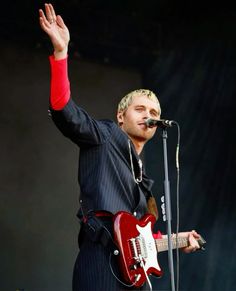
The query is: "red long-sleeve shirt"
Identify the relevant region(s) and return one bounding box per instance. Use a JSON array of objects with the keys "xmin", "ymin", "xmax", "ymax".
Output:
[{"xmin": 49, "ymin": 55, "xmax": 70, "ymax": 110}]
